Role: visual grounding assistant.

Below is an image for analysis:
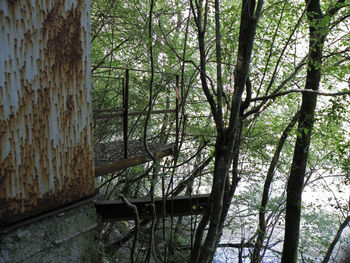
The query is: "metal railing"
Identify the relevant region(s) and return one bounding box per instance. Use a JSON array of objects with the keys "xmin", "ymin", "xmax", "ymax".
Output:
[{"xmin": 93, "ymin": 68, "xmax": 180, "ymax": 160}]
